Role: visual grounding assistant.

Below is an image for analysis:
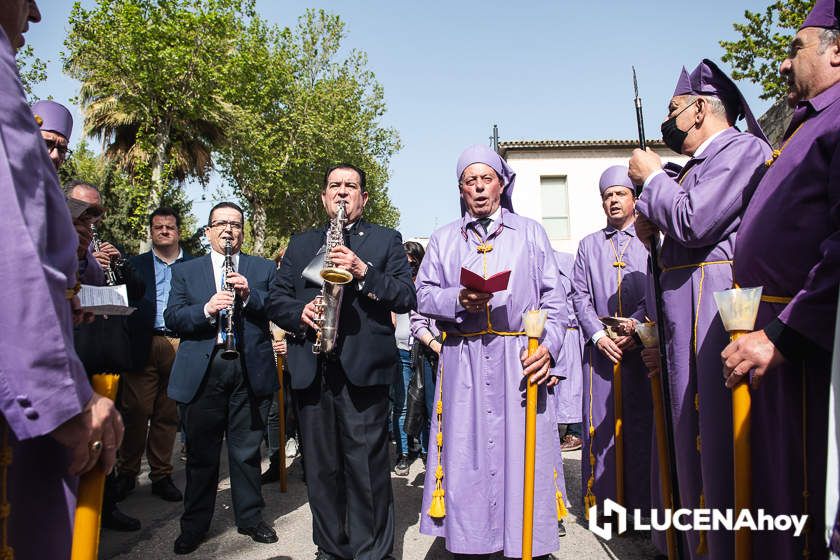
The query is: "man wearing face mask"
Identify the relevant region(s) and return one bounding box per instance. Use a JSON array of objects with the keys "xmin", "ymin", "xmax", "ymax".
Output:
[
  {"xmin": 165, "ymin": 202, "xmax": 278, "ymax": 555},
  {"xmin": 720, "ymin": 1, "xmax": 840, "ymax": 557},
  {"xmin": 627, "ymin": 60, "xmax": 771, "ymax": 559},
  {"xmin": 268, "ymin": 164, "xmax": 415, "ymax": 560}
]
